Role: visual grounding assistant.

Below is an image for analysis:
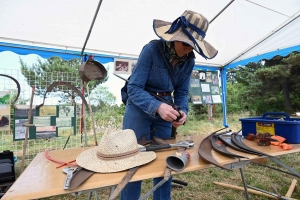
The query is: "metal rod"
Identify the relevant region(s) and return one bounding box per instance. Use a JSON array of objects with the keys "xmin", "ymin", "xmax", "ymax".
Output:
[
  {"xmin": 239, "ymin": 161, "xmax": 250, "ymax": 200},
  {"xmin": 138, "ymin": 178, "xmax": 168, "ymax": 200},
  {"xmin": 269, "ymin": 156, "xmax": 300, "ymax": 178},
  {"xmin": 83, "ymin": 104, "xmax": 88, "ymax": 147},
  {"xmin": 214, "ymin": 182, "xmax": 280, "ymax": 199},
  {"xmin": 224, "ymin": 11, "xmax": 300, "ymax": 66},
  {"xmin": 80, "ymin": 0, "xmax": 104, "ymax": 57},
  {"xmin": 245, "ymin": 0, "xmax": 290, "ymax": 17},
  {"xmin": 247, "ymin": 185, "xmax": 278, "ymax": 198},
  {"xmin": 250, "ymin": 161, "xmax": 299, "ymax": 177},
  {"xmin": 63, "ymin": 136, "xmax": 70, "ymax": 150},
  {"xmin": 80, "ymin": 80, "xmax": 85, "ymax": 147},
  {"xmin": 209, "ymin": 0, "xmax": 235, "ymax": 24}
]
